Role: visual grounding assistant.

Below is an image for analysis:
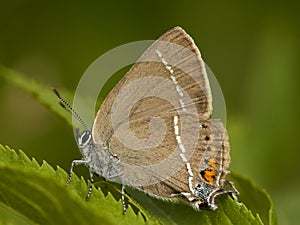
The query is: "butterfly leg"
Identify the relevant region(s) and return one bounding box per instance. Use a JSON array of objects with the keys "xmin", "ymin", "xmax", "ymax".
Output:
[
  {"xmin": 225, "ymin": 180, "xmax": 239, "ymax": 201},
  {"xmin": 209, "ymin": 181, "xmax": 239, "ymax": 208},
  {"xmin": 86, "ymin": 169, "xmax": 94, "ymax": 201},
  {"xmin": 66, "ymin": 159, "xmax": 87, "ymax": 185},
  {"xmin": 121, "ymin": 184, "xmax": 127, "ymax": 214},
  {"xmin": 209, "ymin": 188, "xmax": 235, "ymax": 209}
]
